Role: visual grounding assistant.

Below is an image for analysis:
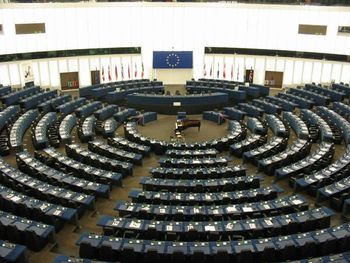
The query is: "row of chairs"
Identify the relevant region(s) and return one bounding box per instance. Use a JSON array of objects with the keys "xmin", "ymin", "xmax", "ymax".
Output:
[
  {"xmin": 243, "ymin": 136, "xmax": 288, "ymax": 165},
  {"xmin": 0, "ymin": 86, "xmax": 12, "ymax": 97},
  {"xmin": 36, "ymin": 148, "xmax": 122, "ymax": 186},
  {"xmin": 38, "ymin": 94, "xmax": 71, "ymax": 113},
  {"xmin": 230, "ymin": 134, "xmax": 267, "ymax": 157},
  {"xmin": 77, "ymin": 116, "xmax": 96, "ymax": 143},
  {"xmin": 105, "ymin": 86, "xmax": 164, "ymax": 104},
  {"xmin": 75, "ymin": 101, "xmax": 102, "ymax": 119},
  {"xmin": 0, "ymin": 210, "xmax": 55, "ymax": 251},
  {"xmin": 277, "ymin": 141, "xmax": 334, "ymax": 181},
  {"xmin": 265, "ymin": 96, "xmax": 296, "ymax": 112},
  {"xmin": 237, "ymin": 103, "xmax": 264, "ymax": 118},
  {"xmin": 282, "ymin": 111, "xmax": 309, "ymax": 140},
  {"xmin": 100, "ymin": 118, "xmax": 119, "ymax": 138},
  {"xmin": 115, "ymin": 195, "xmax": 308, "ymax": 221},
  {"xmin": 165, "ymin": 148, "xmax": 218, "ymax": 159},
  {"xmin": 186, "ymin": 84, "xmax": 246, "ymax": 102},
  {"xmin": 97, "ymin": 206, "xmax": 333, "ymax": 242},
  {"xmin": 300, "ymin": 109, "xmax": 334, "ymax": 143},
  {"xmin": 258, "ymin": 139, "xmax": 311, "ymax": 175},
  {"xmin": 9, "ymin": 109, "xmax": 38, "ymax": 151},
  {"xmin": 19, "ymin": 90, "xmax": 57, "ymax": 110},
  {"xmin": 265, "ymin": 114, "xmax": 289, "ymax": 138},
  {"xmin": 0, "ymin": 157, "xmax": 93, "ymax": 217},
  {"xmin": 59, "ymin": 114, "xmax": 76, "ymax": 144},
  {"xmin": 139, "ymin": 175, "xmax": 261, "ymax": 193},
  {"xmin": 78, "ymin": 223, "xmax": 350, "ymax": 262},
  {"xmin": 288, "ymin": 88, "xmax": 330, "ymax": 106},
  {"xmin": 124, "ymin": 120, "xmax": 245, "ymax": 154},
  {"xmin": 79, "ymin": 79, "xmax": 152, "ymax": 98},
  {"xmin": 0, "ymin": 184, "xmax": 77, "ymax": 232},
  {"xmin": 158, "ymin": 156, "xmax": 230, "ymax": 168},
  {"xmin": 0, "ymin": 239, "xmax": 27, "ymax": 263},
  {"xmin": 316, "ymin": 106, "xmax": 350, "ymax": 144},
  {"xmin": 85, "ymin": 81, "xmax": 162, "ymax": 101},
  {"xmin": 16, "ymin": 151, "xmax": 108, "ymax": 200},
  {"xmin": 1, "ymin": 86, "xmax": 40, "ymax": 106},
  {"xmin": 333, "ymin": 101, "xmax": 350, "ymax": 119},
  {"xmin": 246, "ymin": 117, "xmax": 267, "ymax": 135},
  {"xmin": 223, "ymin": 107, "xmax": 246, "ymax": 121},
  {"xmin": 56, "ymin": 97, "xmax": 86, "ymax": 115},
  {"xmin": 332, "ymin": 83, "xmax": 350, "ymax": 97},
  {"xmin": 88, "ymin": 140, "xmax": 143, "ymax": 165},
  {"xmin": 32, "ymin": 112, "xmax": 57, "ymax": 149},
  {"xmin": 65, "ymin": 144, "xmax": 133, "ymax": 176},
  {"xmin": 149, "ymin": 165, "xmax": 246, "ymax": 180},
  {"xmin": 114, "ymin": 108, "xmax": 138, "ymax": 123},
  {"xmin": 277, "ymin": 93, "xmax": 314, "ymax": 109},
  {"xmin": 252, "ymin": 99, "xmax": 282, "ymax": 115},
  {"xmin": 305, "ymin": 84, "xmax": 344, "ymax": 102},
  {"xmin": 202, "ymin": 111, "xmax": 225, "ymax": 125},
  {"xmin": 94, "ymin": 104, "xmax": 118, "ymax": 121},
  {"xmin": 107, "ymin": 136, "xmax": 151, "ymax": 156},
  {"xmin": 0, "ymin": 105, "xmax": 19, "ymax": 133},
  {"xmin": 128, "ymin": 185, "xmax": 281, "ymax": 206}
]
